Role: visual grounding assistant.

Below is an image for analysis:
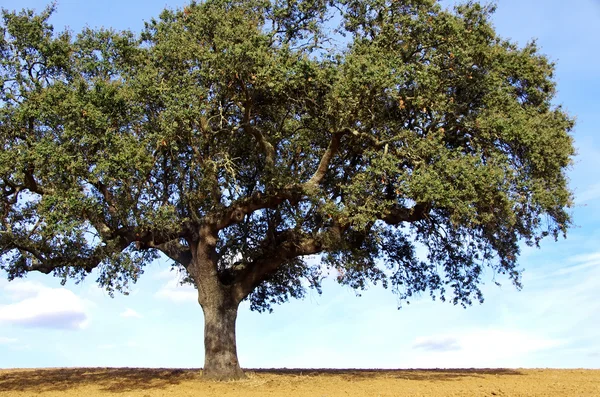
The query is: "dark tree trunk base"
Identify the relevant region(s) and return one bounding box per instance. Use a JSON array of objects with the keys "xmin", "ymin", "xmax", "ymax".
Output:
[
  {"xmin": 202, "ymin": 367, "xmax": 246, "ymax": 381},
  {"xmin": 201, "ymin": 299, "xmax": 245, "ymax": 381}
]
